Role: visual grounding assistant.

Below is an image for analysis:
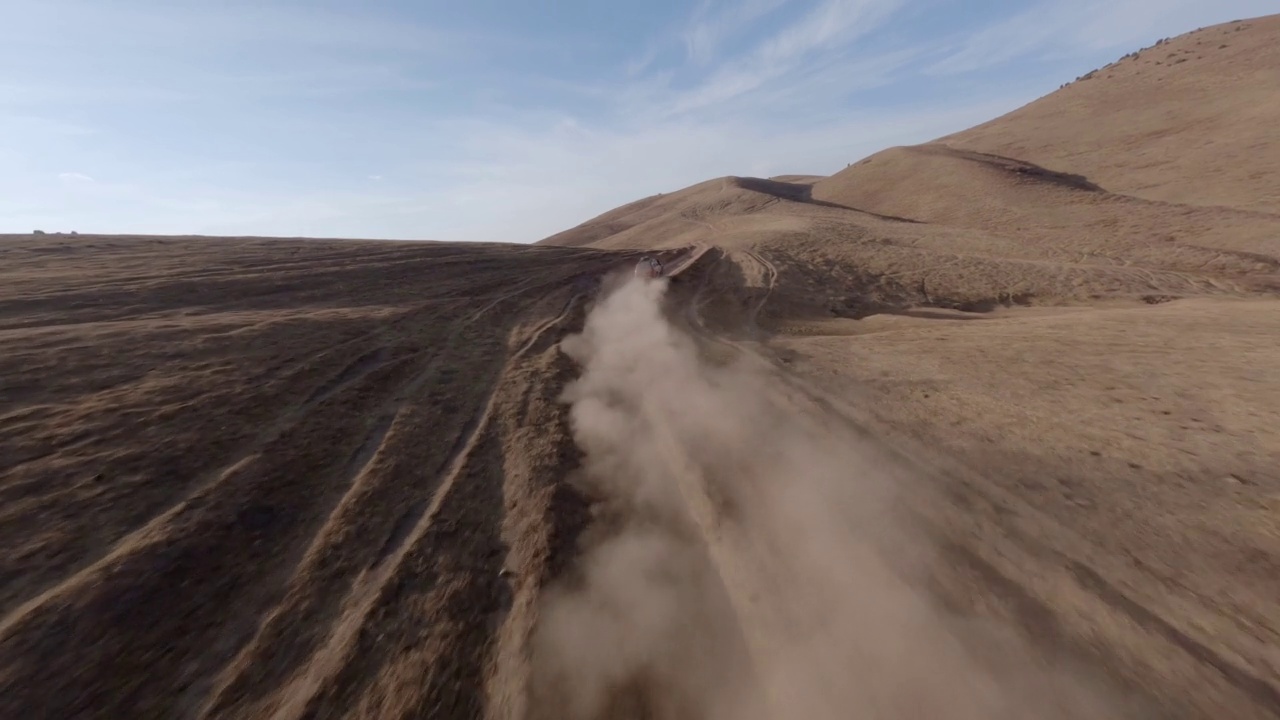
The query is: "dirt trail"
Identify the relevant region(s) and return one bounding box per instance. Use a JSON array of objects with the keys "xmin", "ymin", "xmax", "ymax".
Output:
[
  {"xmin": 536, "ymin": 274, "xmax": 1118, "ymax": 719},
  {"xmin": 539, "ymin": 246, "xmax": 1280, "ymax": 720}
]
